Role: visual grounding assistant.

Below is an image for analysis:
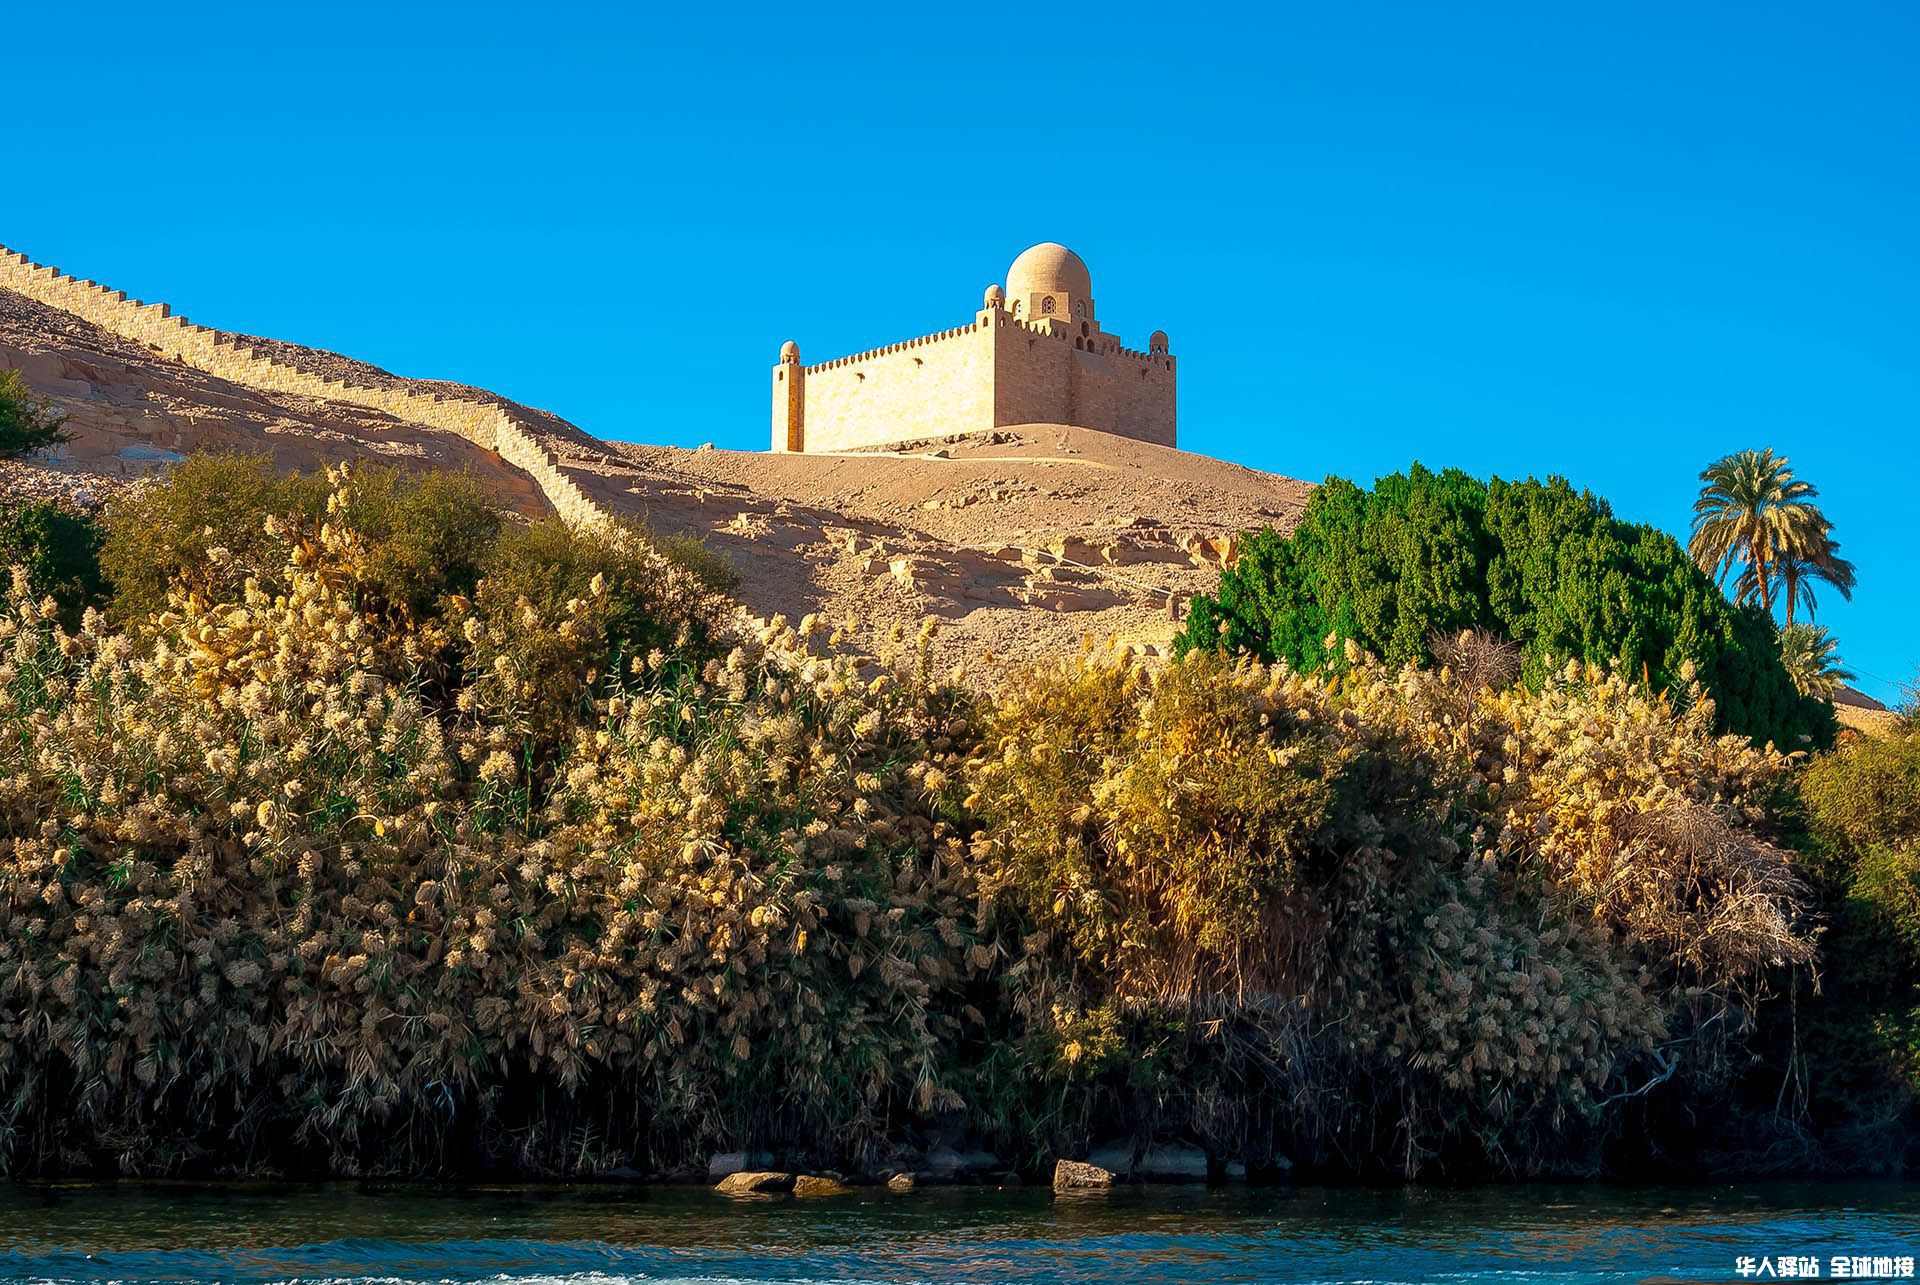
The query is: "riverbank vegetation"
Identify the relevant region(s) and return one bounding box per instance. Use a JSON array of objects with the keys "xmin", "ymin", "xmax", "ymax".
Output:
[
  {"xmin": 0, "ymin": 455, "xmax": 1912, "ymax": 1181},
  {"xmin": 1173, "ymin": 465, "xmax": 1832, "ymax": 751}
]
